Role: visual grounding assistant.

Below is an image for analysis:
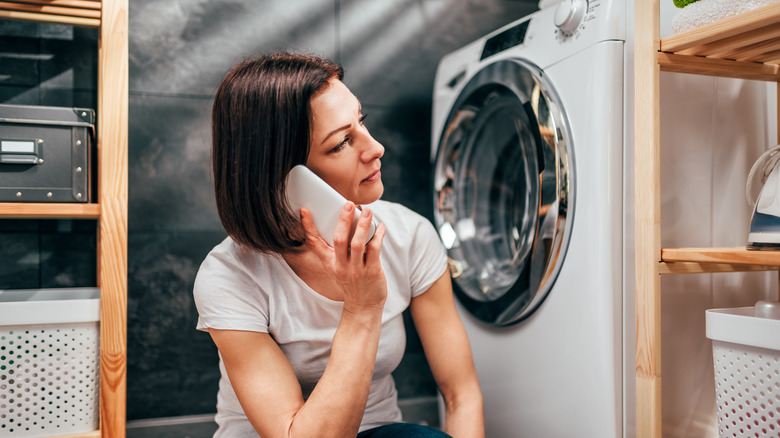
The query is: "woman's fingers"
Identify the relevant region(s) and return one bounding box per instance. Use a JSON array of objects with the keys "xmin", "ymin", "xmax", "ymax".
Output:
[
  {"xmin": 349, "ymin": 208, "xmax": 373, "ymax": 267},
  {"xmin": 303, "ymin": 203, "xmax": 383, "ymax": 274},
  {"xmin": 364, "ymin": 222, "xmax": 385, "ymax": 269},
  {"xmin": 299, "ymin": 208, "xmax": 319, "ymax": 241},
  {"xmin": 333, "ymin": 202, "xmax": 355, "ymax": 261}
]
